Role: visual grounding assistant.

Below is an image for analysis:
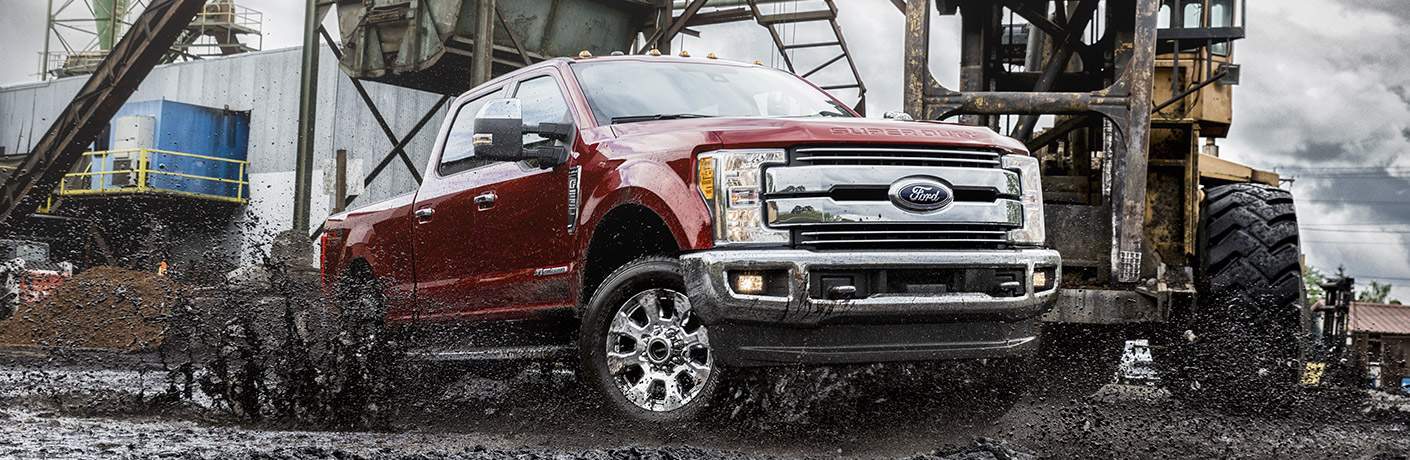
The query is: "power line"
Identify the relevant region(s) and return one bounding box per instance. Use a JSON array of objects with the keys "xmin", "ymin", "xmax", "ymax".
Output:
[
  {"xmin": 1301, "ymin": 222, "xmax": 1410, "ymax": 226},
  {"xmin": 1301, "ymin": 228, "xmax": 1410, "ymax": 234},
  {"xmin": 1350, "ymin": 275, "xmax": 1410, "ymax": 282},
  {"xmin": 1292, "ymin": 176, "xmax": 1410, "ymax": 180},
  {"xmin": 1278, "ymin": 166, "xmax": 1410, "ymax": 171},
  {"xmin": 1291, "ymin": 198, "xmax": 1410, "ymax": 204}
]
